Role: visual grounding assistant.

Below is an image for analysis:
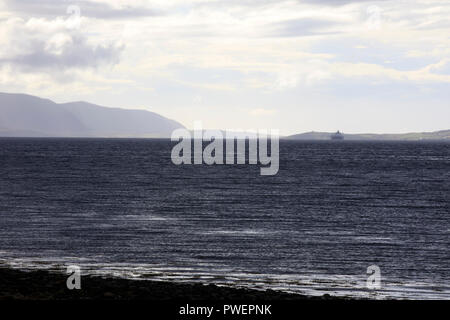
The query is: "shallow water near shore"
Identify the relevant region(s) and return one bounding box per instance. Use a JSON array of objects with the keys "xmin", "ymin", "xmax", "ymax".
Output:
[{"xmin": 0, "ymin": 138, "xmax": 449, "ymax": 299}]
